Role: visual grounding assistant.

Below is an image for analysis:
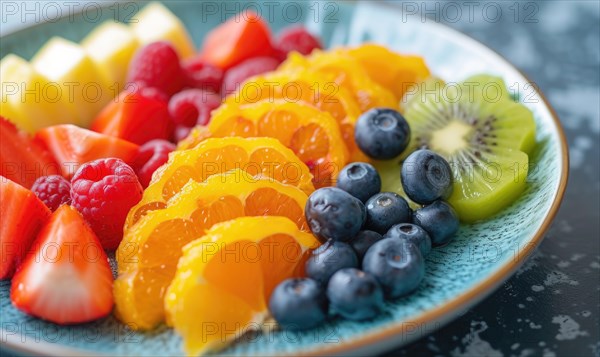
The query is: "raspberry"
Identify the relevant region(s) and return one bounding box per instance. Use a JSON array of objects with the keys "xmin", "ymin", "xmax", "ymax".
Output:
[
  {"xmin": 183, "ymin": 57, "xmax": 224, "ymax": 93},
  {"xmin": 274, "ymin": 26, "xmax": 322, "ymax": 61},
  {"xmin": 71, "ymin": 158, "xmax": 143, "ymax": 250},
  {"xmin": 173, "ymin": 125, "xmax": 193, "ymax": 143},
  {"xmin": 168, "ymin": 89, "xmax": 221, "ymax": 127},
  {"xmin": 31, "ymin": 175, "xmax": 72, "ymax": 211},
  {"xmin": 127, "ymin": 41, "xmax": 186, "ymax": 97},
  {"xmin": 222, "ymin": 56, "xmax": 279, "ymax": 96},
  {"xmin": 131, "ymin": 140, "xmax": 176, "ymax": 188}
]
